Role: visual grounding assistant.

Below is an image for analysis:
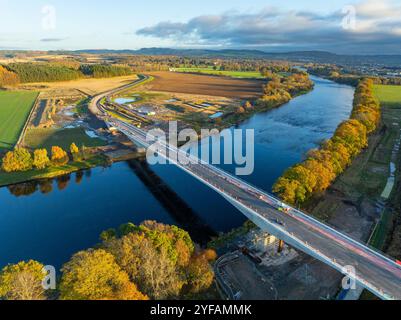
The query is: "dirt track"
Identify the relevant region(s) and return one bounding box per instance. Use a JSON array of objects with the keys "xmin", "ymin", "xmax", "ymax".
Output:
[{"xmin": 147, "ymin": 72, "xmax": 265, "ymax": 99}]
